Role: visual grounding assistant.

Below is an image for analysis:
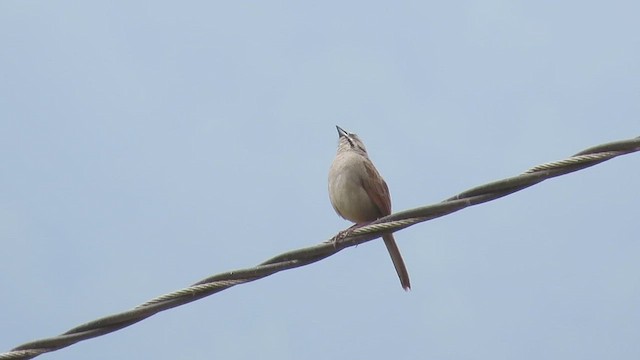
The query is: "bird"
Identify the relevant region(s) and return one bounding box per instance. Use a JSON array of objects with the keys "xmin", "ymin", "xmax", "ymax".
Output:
[{"xmin": 328, "ymin": 125, "xmax": 411, "ymax": 290}]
